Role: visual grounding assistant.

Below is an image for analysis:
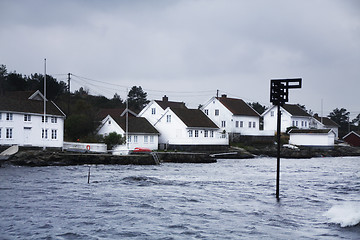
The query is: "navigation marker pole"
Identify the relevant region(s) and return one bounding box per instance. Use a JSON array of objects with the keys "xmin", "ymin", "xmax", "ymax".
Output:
[
  {"xmin": 43, "ymin": 58, "xmax": 47, "ymax": 151},
  {"xmin": 270, "ymin": 78, "xmax": 302, "ymax": 199}
]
